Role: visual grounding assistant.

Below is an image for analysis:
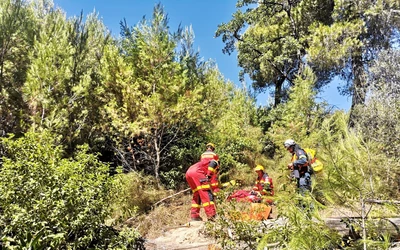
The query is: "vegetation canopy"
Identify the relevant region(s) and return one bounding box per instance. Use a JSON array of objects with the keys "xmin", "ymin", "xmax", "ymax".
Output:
[{"xmin": 0, "ymin": 0, "xmax": 399, "ymax": 249}]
